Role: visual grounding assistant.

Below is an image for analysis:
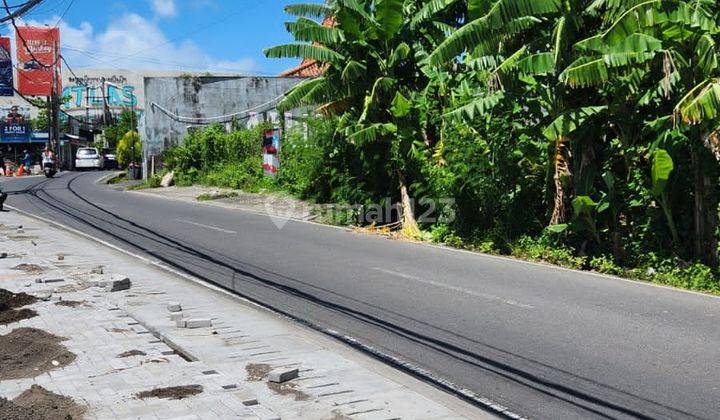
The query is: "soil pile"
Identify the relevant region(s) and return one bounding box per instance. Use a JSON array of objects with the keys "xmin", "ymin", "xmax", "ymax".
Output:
[
  {"xmin": 0, "ymin": 385, "xmax": 85, "ymax": 419},
  {"xmin": 136, "ymin": 385, "xmax": 203, "ymax": 400},
  {"xmin": 10, "ymin": 264, "xmax": 44, "ymax": 274},
  {"xmin": 0, "ymin": 289, "xmax": 38, "ymax": 326},
  {"xmin": 0, "ymin": 289, "xmax": 38, "ymax": 310},
  {"xmin": 0, "ymin": 308, "xmax": 37, "ymax": 325},
  {"xmin": 245, "ymin": 363, "xmax": 271, "ymax": 381},
  {"xmin": 0, "ymin": 328, "xmax": 76, "ymax": 379},
  {"xmin": 54, "ymin": 300, "xmax": 88, "ymax": 308},
  {"xmin": 117, "ymin": 350, "xmax": 146, "ymax": 358}
]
